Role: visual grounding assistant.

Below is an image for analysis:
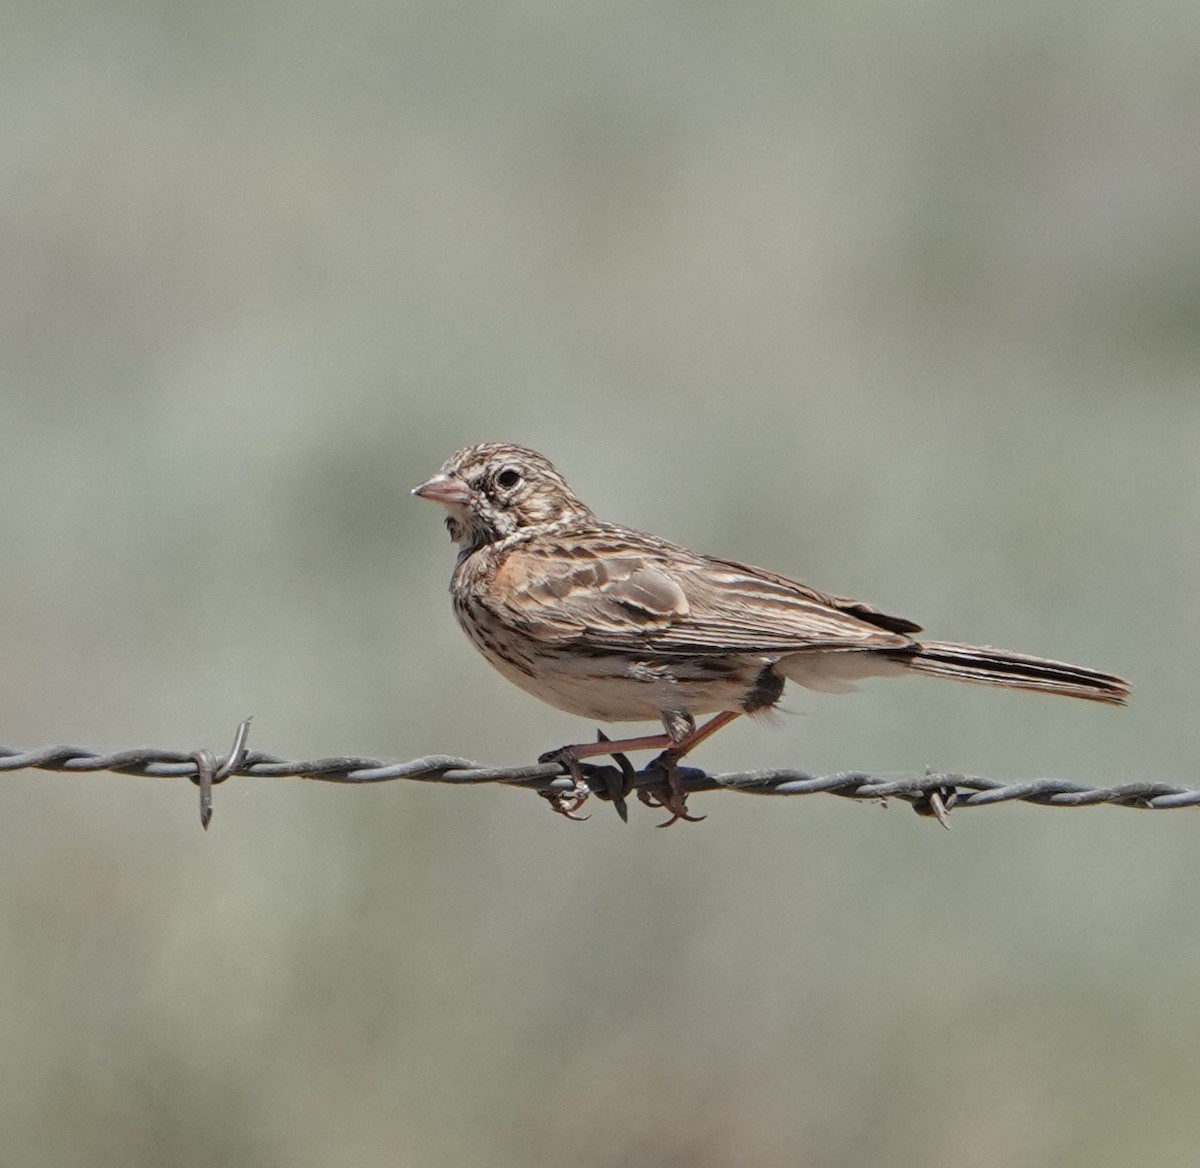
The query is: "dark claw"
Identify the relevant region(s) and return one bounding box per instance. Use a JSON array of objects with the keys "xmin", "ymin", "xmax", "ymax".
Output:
[
  {"xmin": 536, "ymin": 746, "xmax": 591, "ymax": 821},
  {"xmin": 655, "ymin": 807, "xmax": 708, "ymax": 828},
  {"xmin": 638, "ymin": 784, "xmax": 706, "ymax": 827},
  {"xmin": 645, "ymin": 752, "xmax": 706, "ymax": 828},
  {"xmin": 538, "ymin": 789, "xmax": 591, "ymax": 820},
  {"xmin": 538, "ymin": 788, "xmax": 591, "ymax": 820}
]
